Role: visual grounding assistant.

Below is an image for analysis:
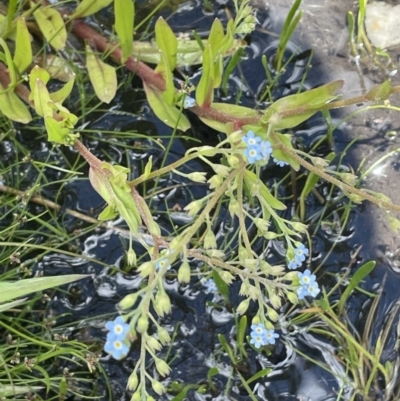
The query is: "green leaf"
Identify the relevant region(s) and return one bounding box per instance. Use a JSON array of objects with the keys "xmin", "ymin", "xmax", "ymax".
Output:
[
  {"xmin": 143, "ymin": 156, "xmax": 153, "ymax": 179},
  {"xmin": 155, "ymin": 17, "xmax": 178, "ymax": 71},
  {"xmin": 86, "ymin": 44, "xmax": 117, "ymax": 103},
  {"xmin": 196, "ymin": 44, "xmax": 213, "ymax": 107},
  {"xmin": 157, "ymin": 51, "xmax": 175, "ymax": 105},
  {"xmin": 244, "ymin": 169, "xmax": 287, "ymax": 210},
  {"xmin": 73, "ymin": 0, "xmax": 113, "ymax": 18},
  {"xmin": 246, "ymin": 368, "xmax": 272, "ymax": 385},
  {"xmin": 208, "ymin": 18, "xmax": 224, "ymax": 56},
  {"xmin": 0, "ymin": 386, "xmax": 43, "ymax": 397},
  {"xmin": 0, "ymin": 297, "xmax": 27, "ymax": 312},
  {"xmin": 337, "ymin": 261, "xmax": 376, "ymax": 314},
  {"xmin": 237, "ymin": 315, "xmax": 248, "ymax": 359},
  {"xmin": 143, "ymin": 81, "xmax": 190, "ymax": 131},
  {"xmin": 49, "ymin": 76, "xmax": 75, "ymax": 104},
  {"xmin": 0, "ymin": 82, "xmax": 31, "ymax": 123},
  {"xmin": 263, "ymin": 80, "xmax": 344, "ymax": 130},
  {"xmin": 270, "ymin": 132, "xmax": 301, "ymax": 171},
  {"xmin": 33, "ymin": 78, "xmax": 53, "ymax": 118},
  {"xmin": 0, "ymin": 38, "xmax": 17, "ymax": 87},
  {"xmin": 29, "ymin": 65, "xmax": 51, "ymax": 101},
  {"xmin": 98, "ymin": 204, "xmax": 118, "ymax": 221},
  {"xmin": 365, "ymin": 80, "xmax": 391, "ymax": 101},
  {"xmin": 45, "ymin": 116, "xmax": 71, "ymax": 144},
  {"xmin": 212, "ymin": 270, "xmax": 229, "ymax": 299},
  {"xmin": 13, "ymin": 18, "xmax": 32, "ymax": 73},
  {"xmin": 114, "ymin": 0, "xmax": 134, "ymax": 63},
  {"xmin": 33, "ymin": 6, "xmax": 67, "ymax": 50},
  {"xmin": 0, "ymin": 274, "xmax": 89, "ymax": 304}
]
